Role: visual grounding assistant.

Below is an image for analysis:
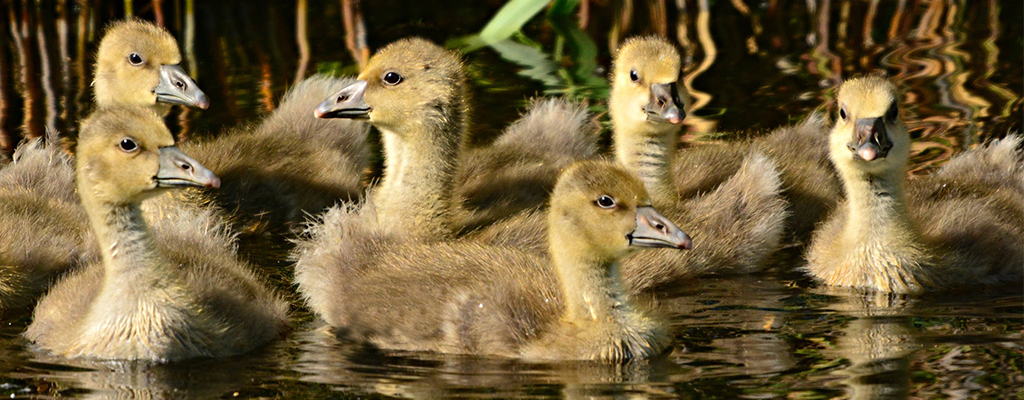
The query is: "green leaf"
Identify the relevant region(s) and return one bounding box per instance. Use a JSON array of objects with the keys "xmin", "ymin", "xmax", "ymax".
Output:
[
  {"xmin": 478, "ymin": 0, "xmax": 551, "ymax": 45},
  {"xmin": 547, "ymin": 0, "xmax": 581, "ymax": 17}
]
